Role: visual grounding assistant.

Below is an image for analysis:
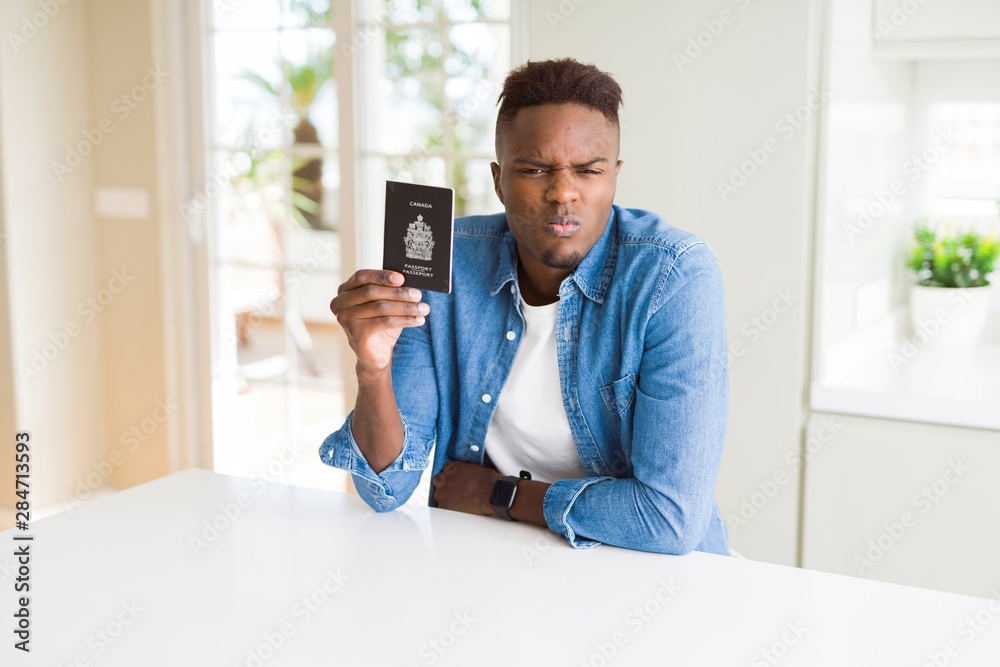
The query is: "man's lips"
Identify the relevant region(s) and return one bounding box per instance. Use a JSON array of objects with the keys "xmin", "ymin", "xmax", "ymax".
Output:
[{"xmin": 545, "ymin": 215, "xmax": 580, "ymax": 237}]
